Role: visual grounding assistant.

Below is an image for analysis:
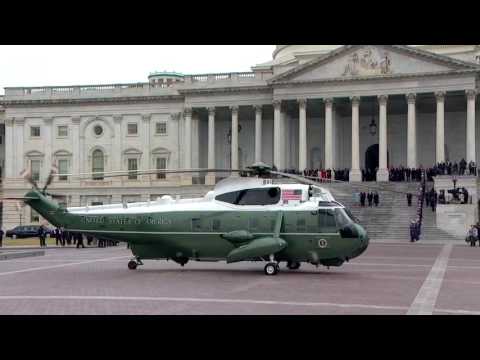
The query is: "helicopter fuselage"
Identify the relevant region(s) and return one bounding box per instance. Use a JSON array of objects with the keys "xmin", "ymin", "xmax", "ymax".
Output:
[{"xmin": 24, "ymin": 181, "xmax": 369, "ymax": 269}]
